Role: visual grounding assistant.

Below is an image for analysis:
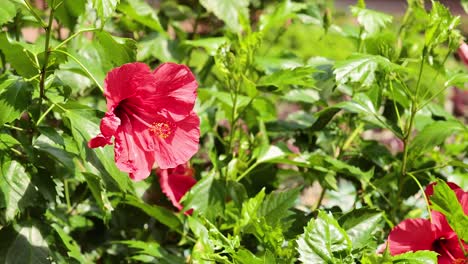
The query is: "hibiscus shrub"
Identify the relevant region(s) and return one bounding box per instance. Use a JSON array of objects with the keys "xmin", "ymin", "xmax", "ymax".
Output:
[{"xmin": 0, "ymin": 0, "xmax": 467, "ymax": 263}]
